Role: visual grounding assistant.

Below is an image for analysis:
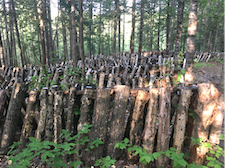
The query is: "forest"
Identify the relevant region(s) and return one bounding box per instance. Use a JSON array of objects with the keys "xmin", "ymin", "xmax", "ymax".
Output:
[{"xmin": 0, "ymin": 0, "xmax": 224, "ymax": 168}]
